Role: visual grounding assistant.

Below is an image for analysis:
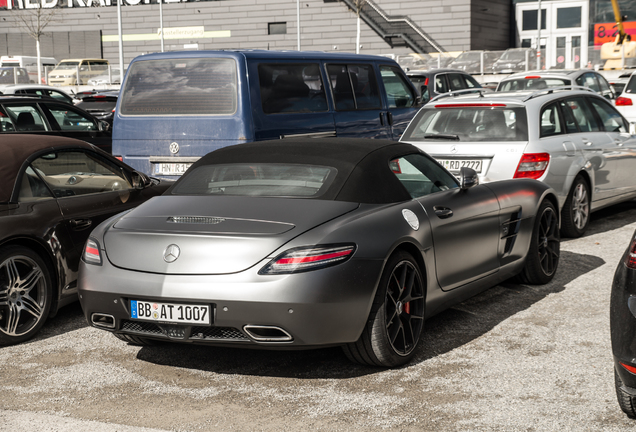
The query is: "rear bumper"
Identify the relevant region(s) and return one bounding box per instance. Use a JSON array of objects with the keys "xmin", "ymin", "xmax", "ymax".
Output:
[
  {"xmin": 611, "ymin": 248, "xmax": 636, "ymax": 388},
  {"xmin": 78, "ymin": 256, "xmax": 383, "ymax": 348}
]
